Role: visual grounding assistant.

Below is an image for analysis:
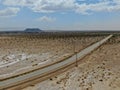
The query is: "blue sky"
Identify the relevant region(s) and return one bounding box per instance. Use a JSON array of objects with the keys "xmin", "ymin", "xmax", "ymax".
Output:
[{"xmin": 0, "ymin": 0, "xmax": 120, "ymax": 31}]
